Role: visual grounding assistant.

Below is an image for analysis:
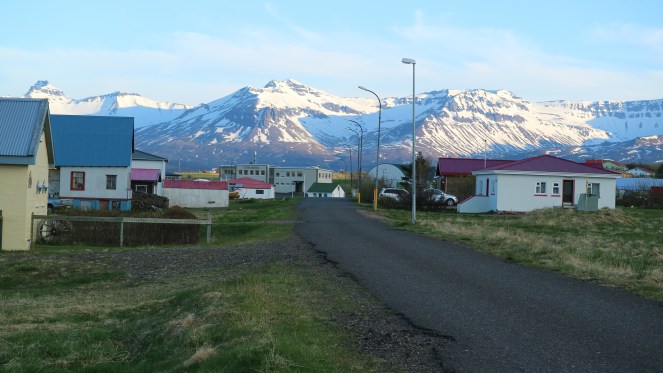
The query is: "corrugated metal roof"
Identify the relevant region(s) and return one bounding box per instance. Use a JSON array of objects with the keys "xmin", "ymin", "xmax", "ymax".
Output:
[
  {"xmin": 131, "ymin": 168, "xmax": 160, "ymax": 181},
  {"xmin": 437, "ymin": 158, "xmax": 514, "ymax": 176},
  {"xmin": 478, "ymin": 155, "xmax": 618, "ymax": 175},
  {"xmin": 164, "ymin": 180, "xmax": 228, "ymax": 190},
  {"xmin": 132, "ymin": 149, "xmax": 168, "ymax": 162},
  {"xmin": 0, "ymin": 98, "xmax": 49, "ymax": 161},
  {"xmin": 51, "ymin": 115, "xmax": 134, "ymax": 167},
  {"xmin": 227, "ymin": 177, "xmax": 273, "ymax": 189},
  {"xmin": 307, "ymin": 182, "xmax": 341, "ymax": 193}
]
